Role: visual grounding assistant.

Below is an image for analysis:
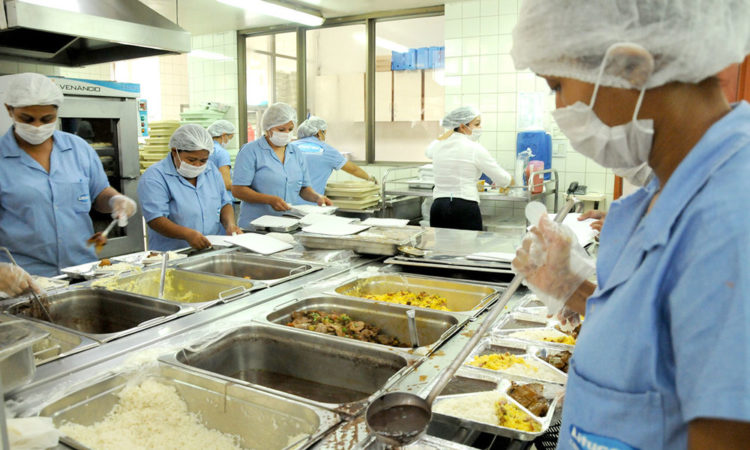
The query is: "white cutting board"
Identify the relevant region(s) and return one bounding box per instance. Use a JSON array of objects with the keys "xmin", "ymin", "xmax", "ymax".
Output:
[
  {"xmin": 301, "ymin": 222, "xmax": 370, "ymax": 236},
  {"xmin": 224, "ymin": 233, "xmax": 293, "ymax": 255}
]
